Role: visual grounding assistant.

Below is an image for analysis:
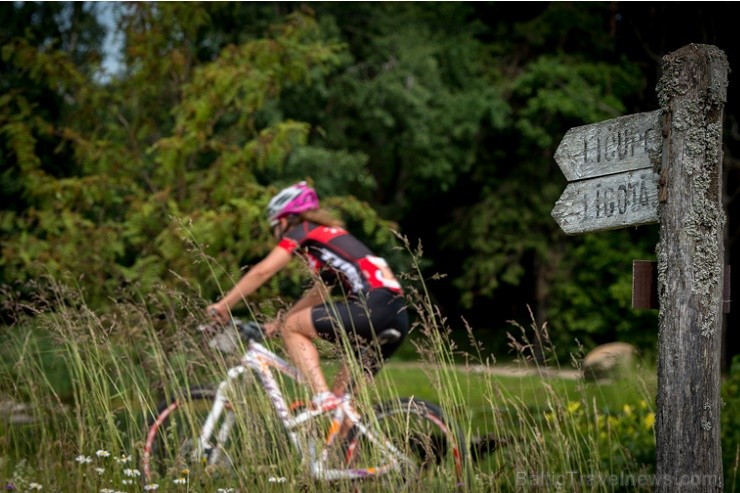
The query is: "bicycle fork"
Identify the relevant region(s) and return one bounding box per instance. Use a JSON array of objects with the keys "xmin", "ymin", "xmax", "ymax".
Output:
[{"xmin": 196, "ymin": 366, "xmax": 247, "ymax": 465}]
